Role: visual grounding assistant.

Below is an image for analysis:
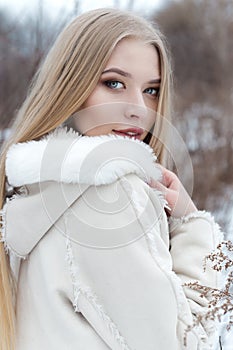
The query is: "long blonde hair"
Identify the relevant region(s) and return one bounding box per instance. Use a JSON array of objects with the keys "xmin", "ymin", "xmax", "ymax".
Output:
[{"xmin": 0, "ymin": 7, "xmax": 172, "ymax": 349}]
